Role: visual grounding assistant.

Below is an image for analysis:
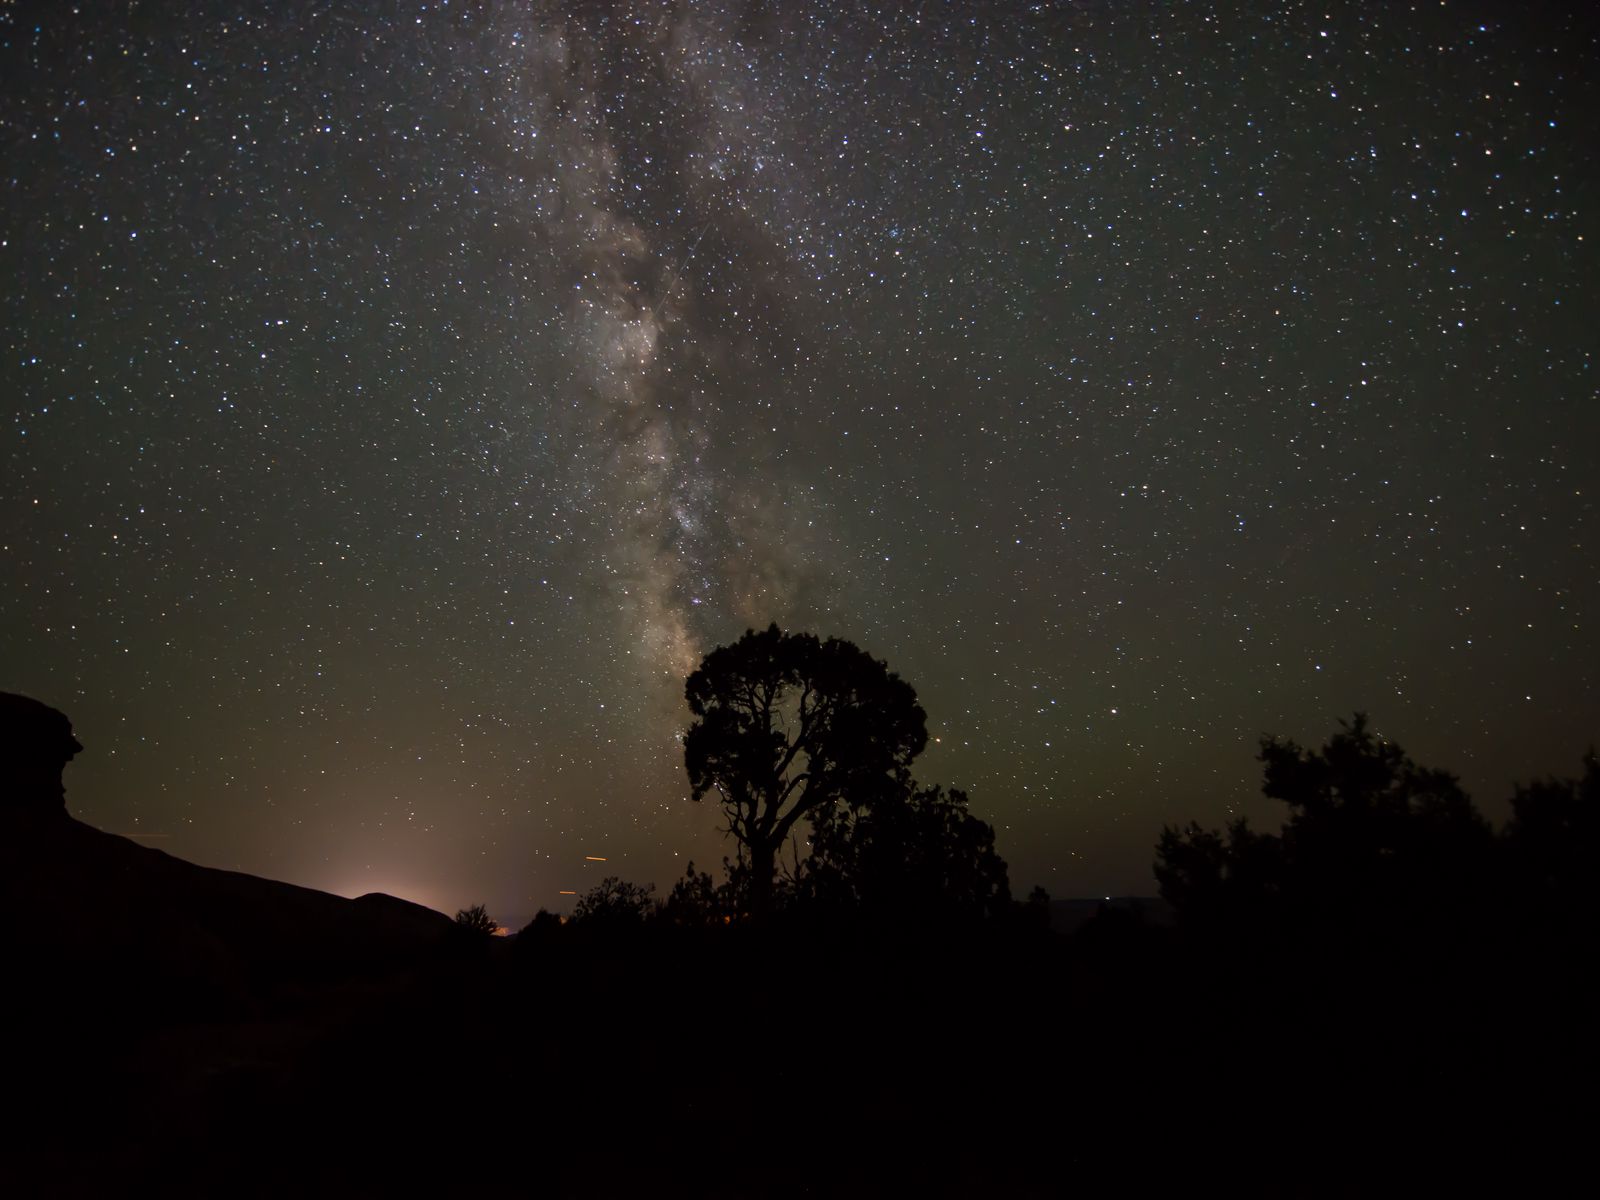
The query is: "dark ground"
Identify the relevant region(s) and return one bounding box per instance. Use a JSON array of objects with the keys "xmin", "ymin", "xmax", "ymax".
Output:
[{"xmin": 4, "ymin": 823, "xmax": 1587, "ymax": 1198}]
